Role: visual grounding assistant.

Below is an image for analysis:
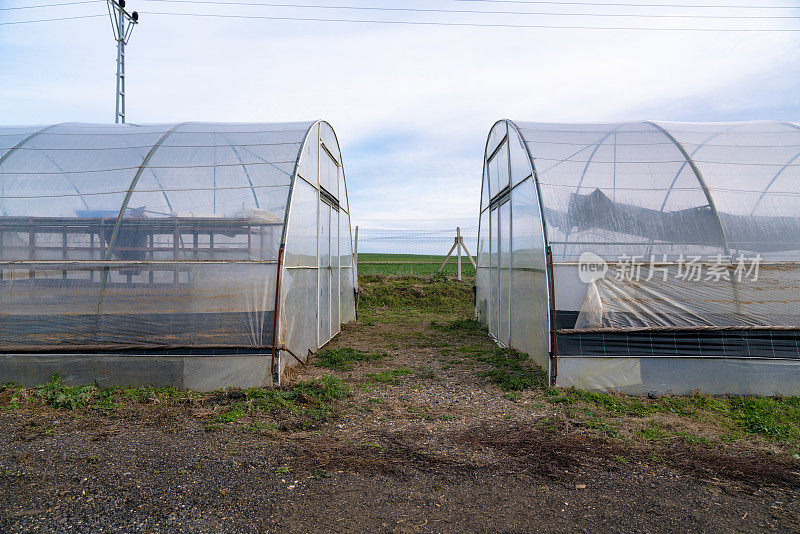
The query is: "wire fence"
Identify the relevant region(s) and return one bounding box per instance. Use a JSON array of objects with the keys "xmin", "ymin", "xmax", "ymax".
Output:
[{"xmin": 354, "ymin": 227, "xmax": 478, "ymax": 277}]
